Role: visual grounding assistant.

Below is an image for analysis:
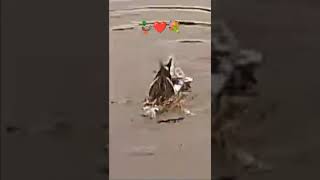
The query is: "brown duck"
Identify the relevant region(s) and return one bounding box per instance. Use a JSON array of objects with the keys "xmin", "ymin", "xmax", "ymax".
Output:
[{"xmin": 148, "ymin": 59, "xmax": 175, "ymax": 105}]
